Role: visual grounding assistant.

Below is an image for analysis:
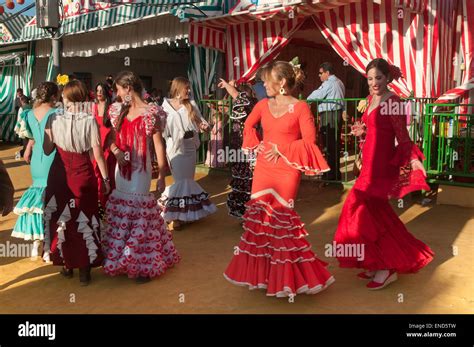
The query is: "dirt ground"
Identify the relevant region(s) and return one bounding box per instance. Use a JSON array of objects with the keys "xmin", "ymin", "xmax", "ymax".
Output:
[{"xmin": 0, "ymin": 143, "xmax": 473, "ymax": 314}]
